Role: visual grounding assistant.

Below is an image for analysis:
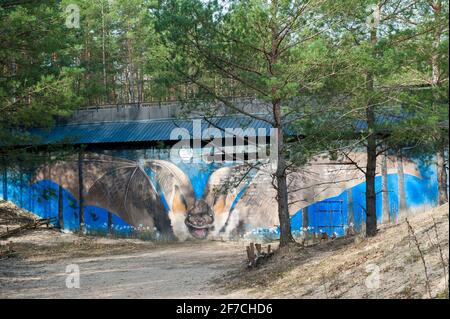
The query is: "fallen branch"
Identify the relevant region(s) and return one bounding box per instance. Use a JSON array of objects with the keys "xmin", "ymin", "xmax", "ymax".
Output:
[
  {"xmin": 405, "ymin": 218, "xmax": 432, "ymax": 298},
  {"xmin": 0, "ymin": 217, "xmax": 56, "ymax": 240}
]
